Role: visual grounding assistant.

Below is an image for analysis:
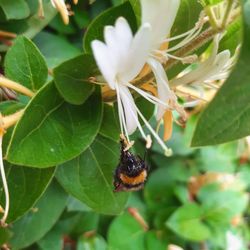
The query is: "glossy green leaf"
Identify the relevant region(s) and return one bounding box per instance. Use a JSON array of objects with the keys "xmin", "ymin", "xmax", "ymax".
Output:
[
  {"xmin": 166, "ymin": 203, "xmax": 211, "ymax": 242},
  {"xmin": 37, "ymin": 226, "xmax": 62, "ymax": 250},
  {"xmin": 99, "ymin": 104, "xmax": 120, "ymax": 142},
  {"xmin": 66, "ymin": 196, "xmax": 92, "ymax": 212},
  {"xmin": 6, "ymin": 82, "xmax": 103, "ymax": 168},
  {"xmin": 83, "ymin": 1, "xmax": 137, "ymax": 54},
  {"xmin": 171, "ymin": 0, "xmax": 202, "ymax": 38},
  {"xmin": 4, "ymin": 36, "xmax": 48, "ymax": 92},
  {"xmin": 0, "ymin": 162, "xmax": 54, "ymax": 223},
  {"xmin": 72, "ymin": 212, "xmax": 99, "ymax": 235},
  {"xmin": 34, "ymin": 31, "xmax": 81, "ymax": 69},
  {"xmin": 10, "ymin": 181, "xmax": 68, "ymax": 249},
  {"xmin": 56, "ymin": 135, "xmax": 128, "ymax": 215},
  {"xmin": 191, "ymin": 0, "xmax": 250, "ymax": 146},
  {"xmin": 0, "ymin": 0, "xmax": 30, "ymax": 20},
  {"xmin": 107, "ymin": 212, "xmax": 145, "ymax": 250},
  {"xmin": 77, "ymin": 235, "xmax": 107, "ymax": 250},
  {"xmin": 54, "ymin": 54, "xmax": 96, "ymax": 105},
  {"xmin": 0, "ymin": 101, "xmax": 25, "ymax": 116}
]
